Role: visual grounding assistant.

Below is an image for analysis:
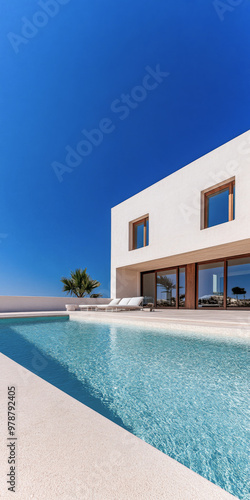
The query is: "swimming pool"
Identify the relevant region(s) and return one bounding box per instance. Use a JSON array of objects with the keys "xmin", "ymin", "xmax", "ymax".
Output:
[{"xmin": 0, "ymin": 316, "xmax": 249, "ymax": 499}]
